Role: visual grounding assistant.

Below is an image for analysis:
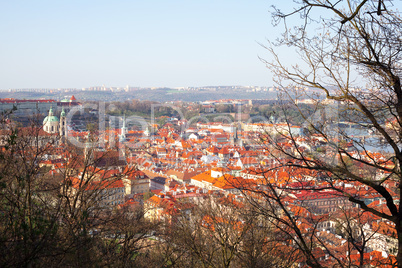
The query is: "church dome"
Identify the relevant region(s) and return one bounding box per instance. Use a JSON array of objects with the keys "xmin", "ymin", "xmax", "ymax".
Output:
[
  {"xmin": 43, "ymin": 114, "xmax": 59, "ymax": 124},
  {"xmin": 43, "ymin": 107, "xmax": 60, "ymax": 134}
]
